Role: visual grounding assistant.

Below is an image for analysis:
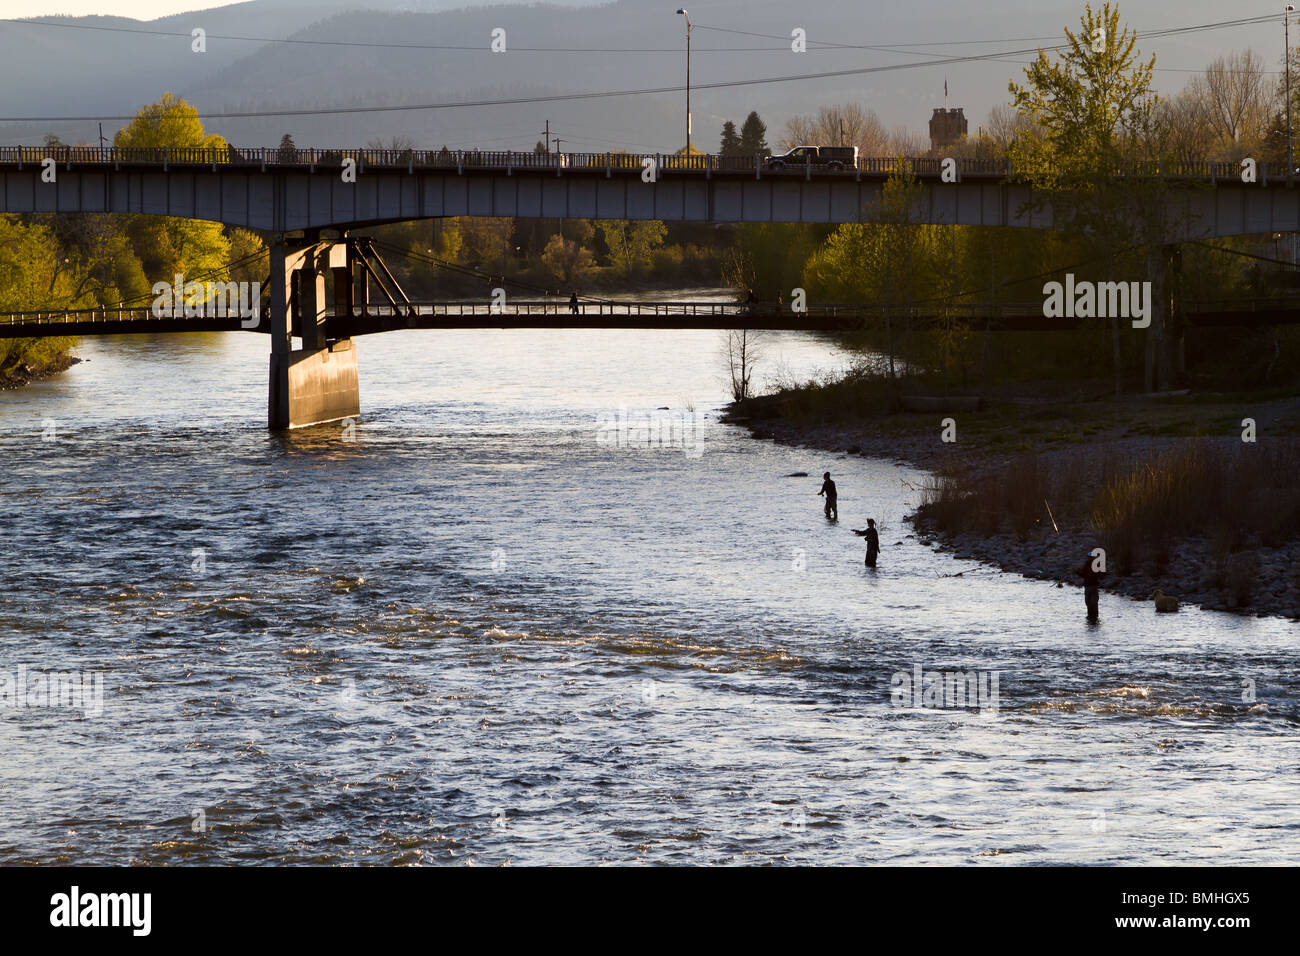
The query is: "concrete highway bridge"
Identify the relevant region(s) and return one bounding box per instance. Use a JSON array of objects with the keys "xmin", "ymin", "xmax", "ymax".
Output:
[
  {"xmin": 3, "ymin": 145, "xmax": 1298, "ymax": 235},
  {"xmin": 3, "ymin": 145, "xmax": 1298, "ymax": 428}
]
